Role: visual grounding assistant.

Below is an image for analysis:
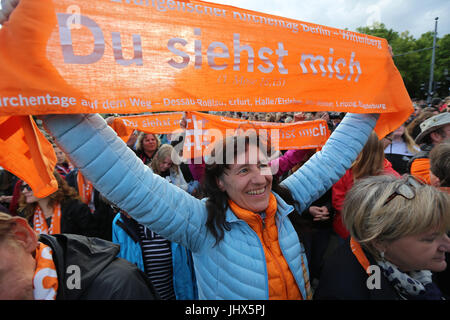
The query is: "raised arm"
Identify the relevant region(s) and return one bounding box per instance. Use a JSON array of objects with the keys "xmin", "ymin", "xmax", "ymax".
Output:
[
  {"xmin": 42, "ymin": 113, "xmax": 211, "ymax": 252},
  {"xmin": 281, "ymin": 113, "xmax": 378, "ymax": 213}
]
